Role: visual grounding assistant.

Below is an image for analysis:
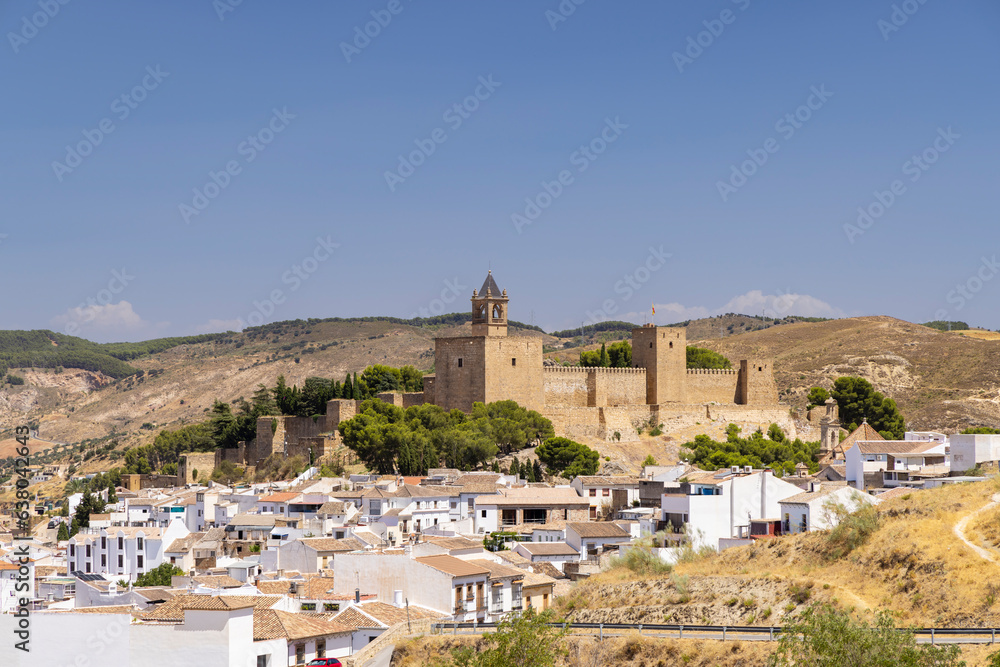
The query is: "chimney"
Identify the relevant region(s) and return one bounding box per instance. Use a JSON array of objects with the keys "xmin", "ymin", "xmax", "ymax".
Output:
[
  {"xmin": 393, "ymin": 589, "xmax": 403, "ymax": 607},
  {"xmin": 355, "ymin": 588, "xmax": 361, "ymax": 604}
]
